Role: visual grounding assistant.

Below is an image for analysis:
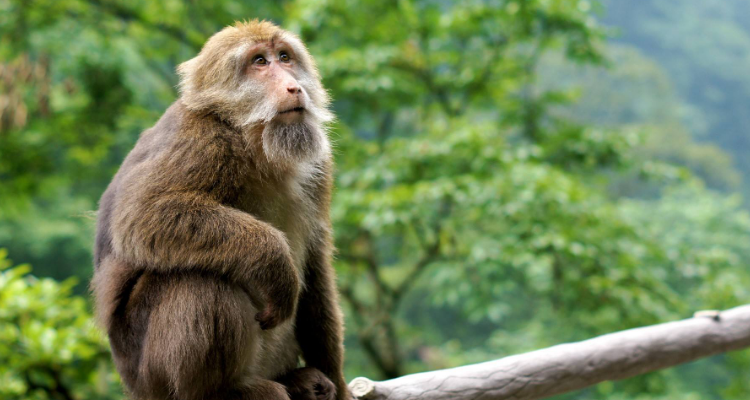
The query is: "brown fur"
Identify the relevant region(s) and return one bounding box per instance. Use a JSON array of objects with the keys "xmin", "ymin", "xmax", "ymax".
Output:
[{"xmin": 92, "ymin": 20, "xmax": 349, "ymax": 400}]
